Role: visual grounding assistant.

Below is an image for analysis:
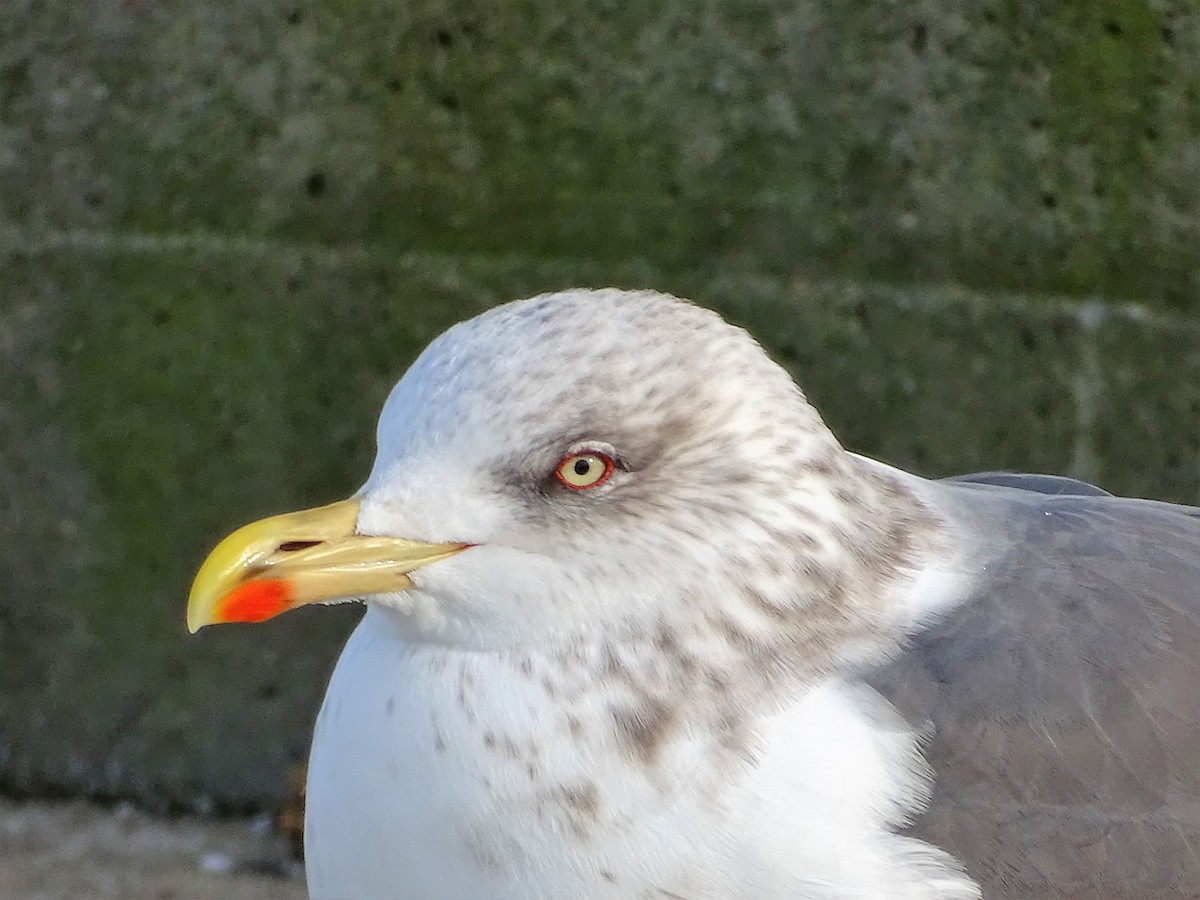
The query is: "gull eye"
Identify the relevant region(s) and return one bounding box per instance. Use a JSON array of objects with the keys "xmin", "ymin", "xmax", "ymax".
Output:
[{"xmin": 555, "ymin": 451, "xmax": 615, "ymax": 490}]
